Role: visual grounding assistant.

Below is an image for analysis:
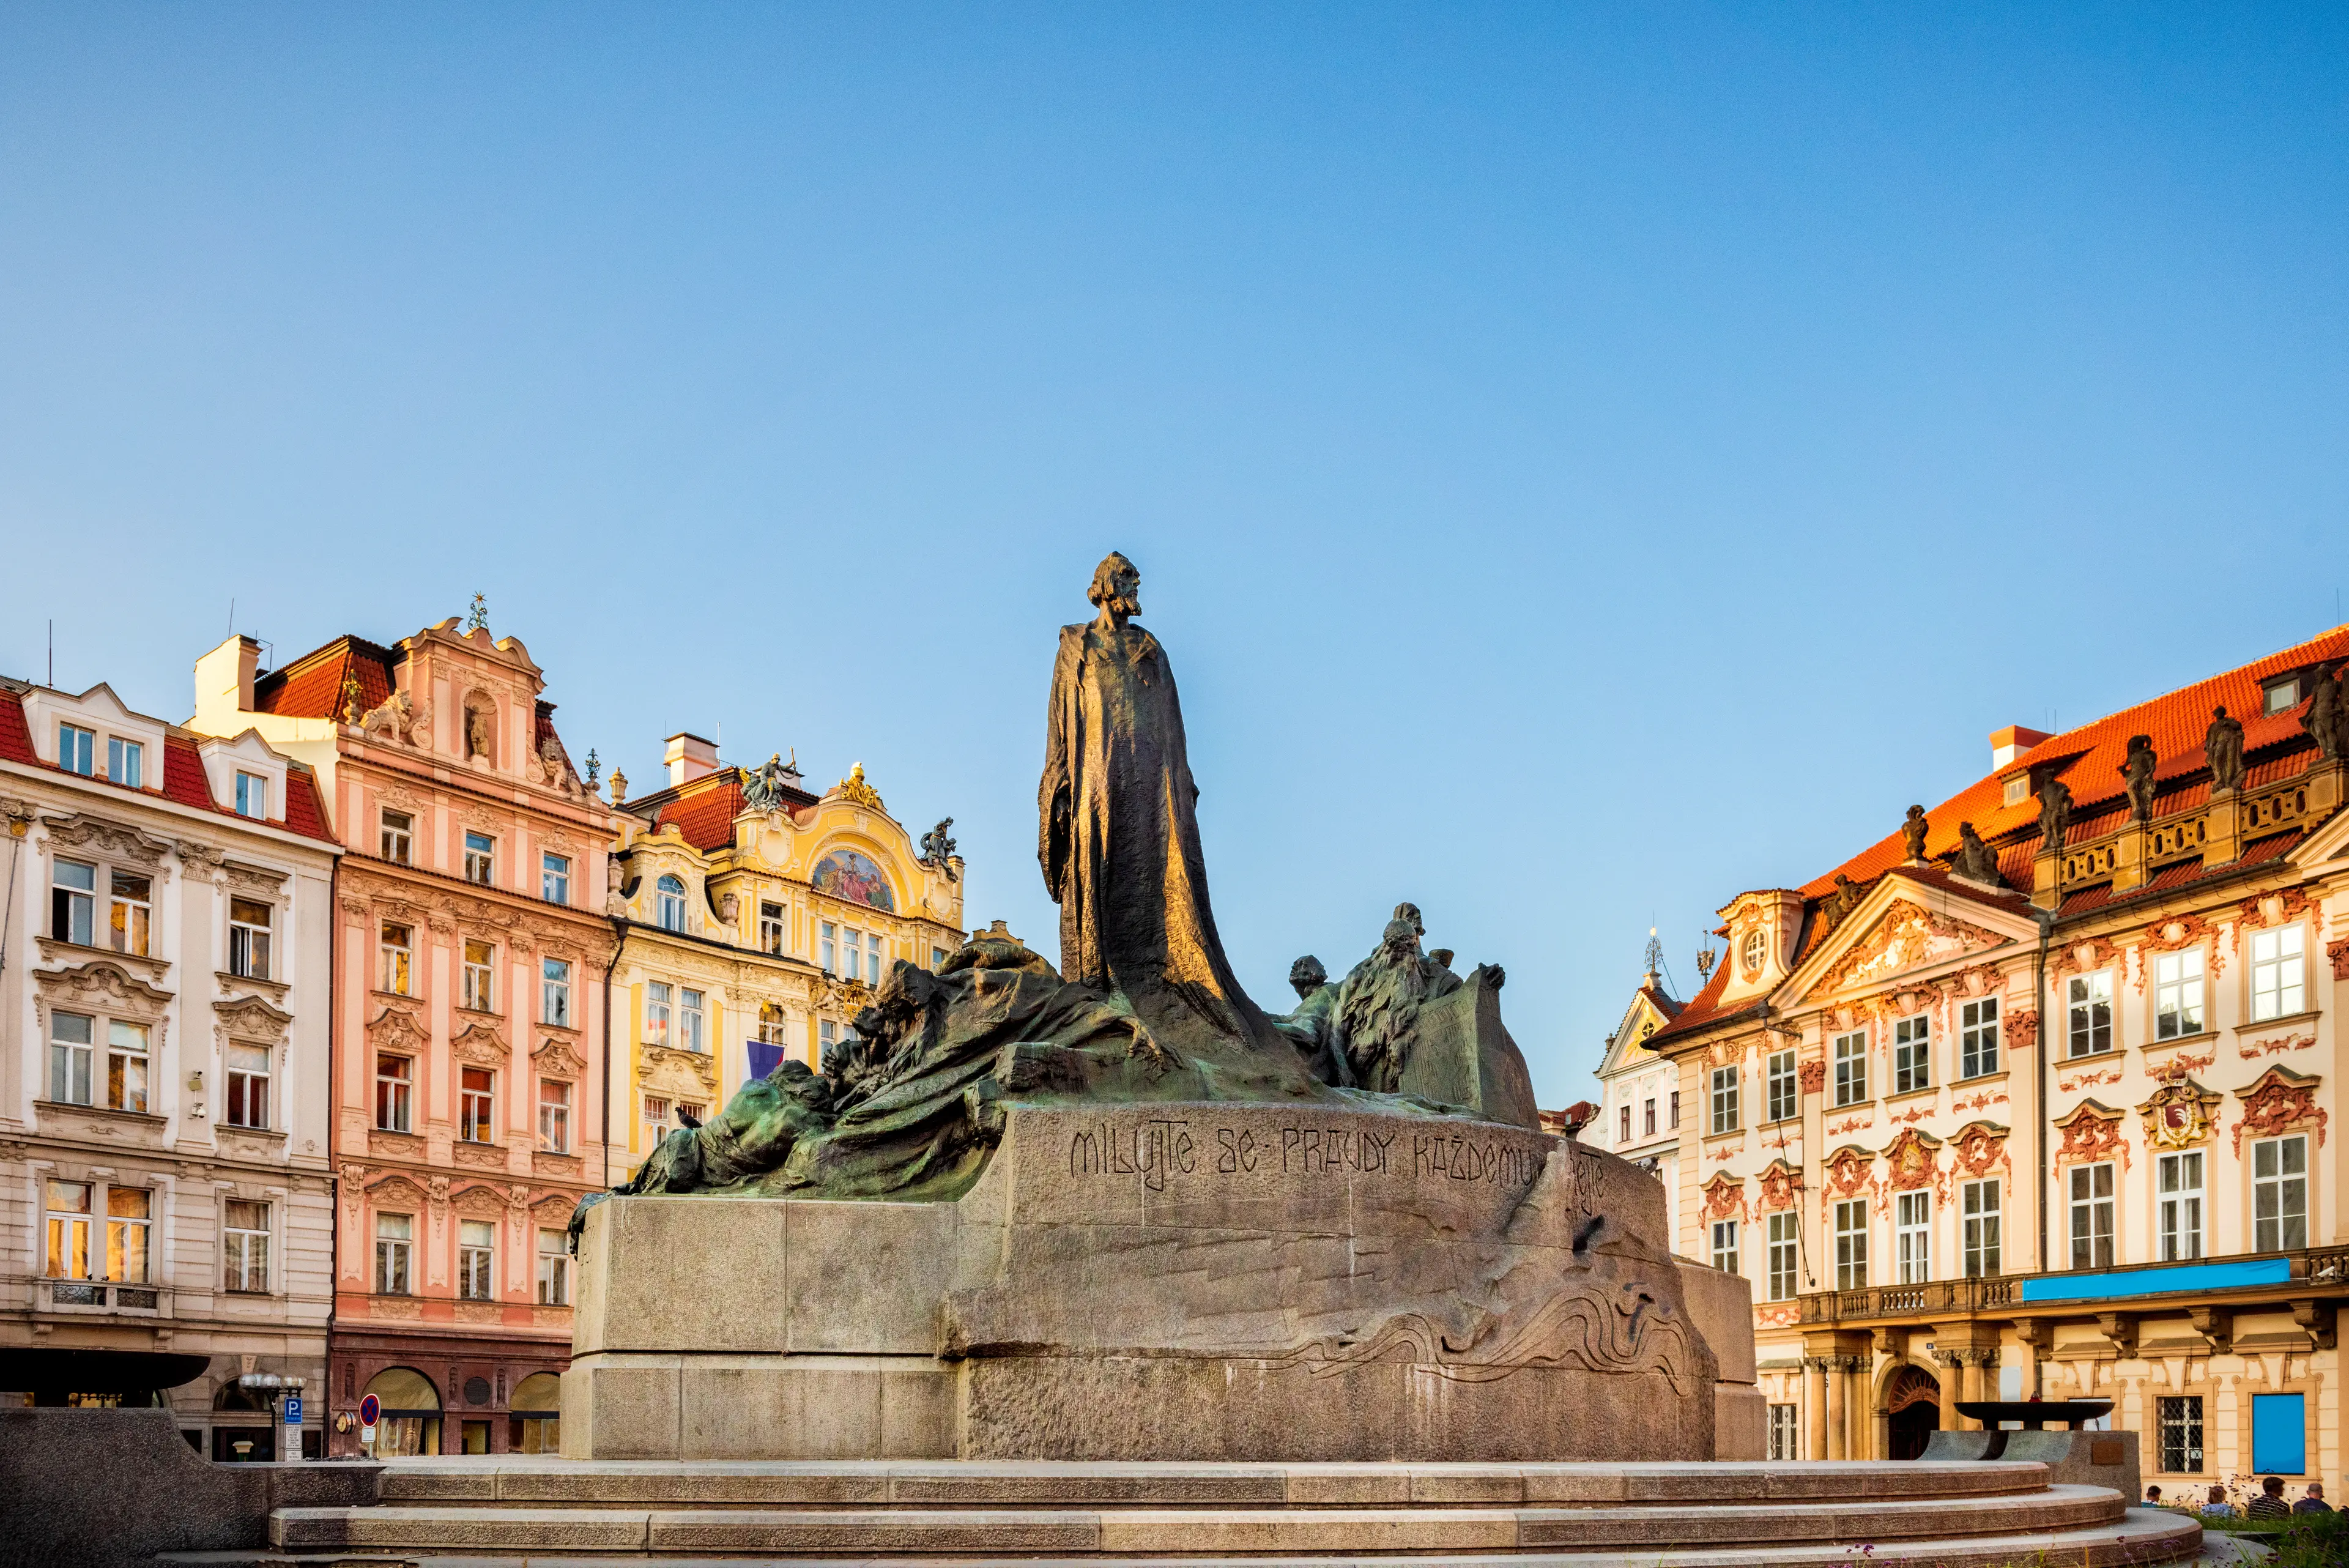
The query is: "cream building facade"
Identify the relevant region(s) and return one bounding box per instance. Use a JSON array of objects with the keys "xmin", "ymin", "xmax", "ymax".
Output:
[
  {"xmin": 1649, "ymin": 628, "xmax": 2349, "ymax": 1488},
  {"xmin": 1590, "ymin": 949, "xmax": 1687, "ymax": 1249},
  {"xmin": 607, "ymin": 737, "xmax": 965, "ymax": 1180},
  {"xmin": 0, "ymin": 674, "xmax": 341, "ymax": 1457}
]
